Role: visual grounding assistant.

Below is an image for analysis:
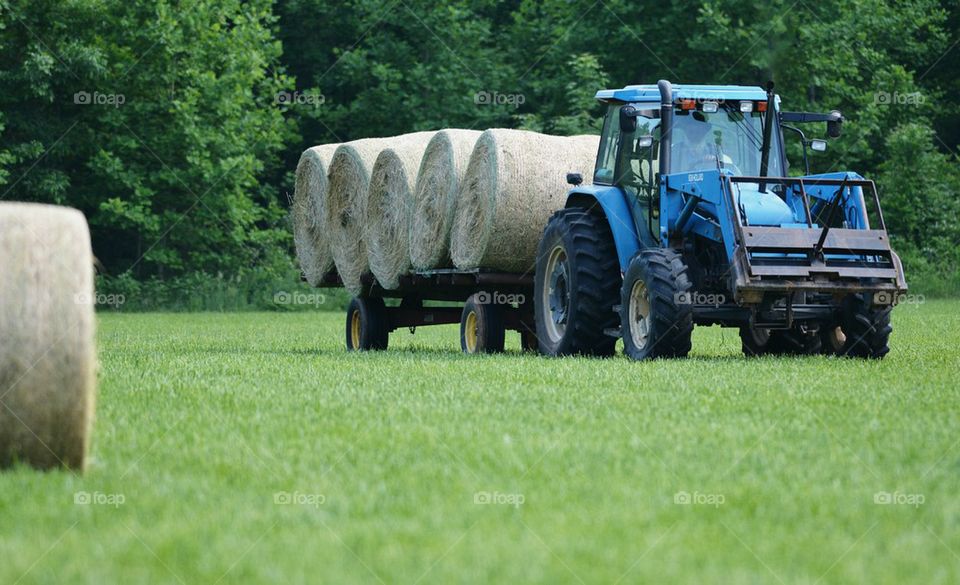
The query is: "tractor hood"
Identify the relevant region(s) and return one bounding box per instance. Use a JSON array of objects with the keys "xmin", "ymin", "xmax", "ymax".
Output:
[{"xmin": 734, "ymin": 185, "xmax": 795, "ymax": 226}]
